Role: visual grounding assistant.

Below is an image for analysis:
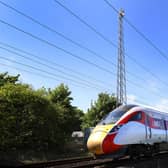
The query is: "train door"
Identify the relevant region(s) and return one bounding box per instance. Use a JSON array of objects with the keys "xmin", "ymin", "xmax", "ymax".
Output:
[
  {"xmin": 163, "ymin": 119, "xmax": 167, "ymax": 142},
  {"xmin": 163, "ymin": 117, "xmax": 168, "ymax": 142},
  {"xmin": 145, "ymin": 114, "xmax": 152, "ymax": 141}
]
